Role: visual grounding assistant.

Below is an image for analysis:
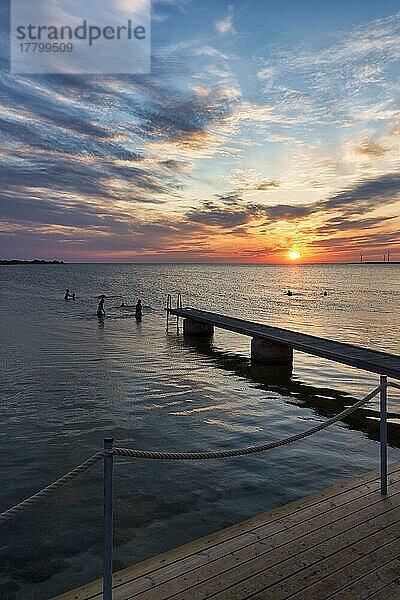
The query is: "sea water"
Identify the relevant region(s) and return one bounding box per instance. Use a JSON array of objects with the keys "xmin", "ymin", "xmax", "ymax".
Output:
[{"xmin": 0, "ymin": 263, "xmax": 399, "ymax": 599}]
